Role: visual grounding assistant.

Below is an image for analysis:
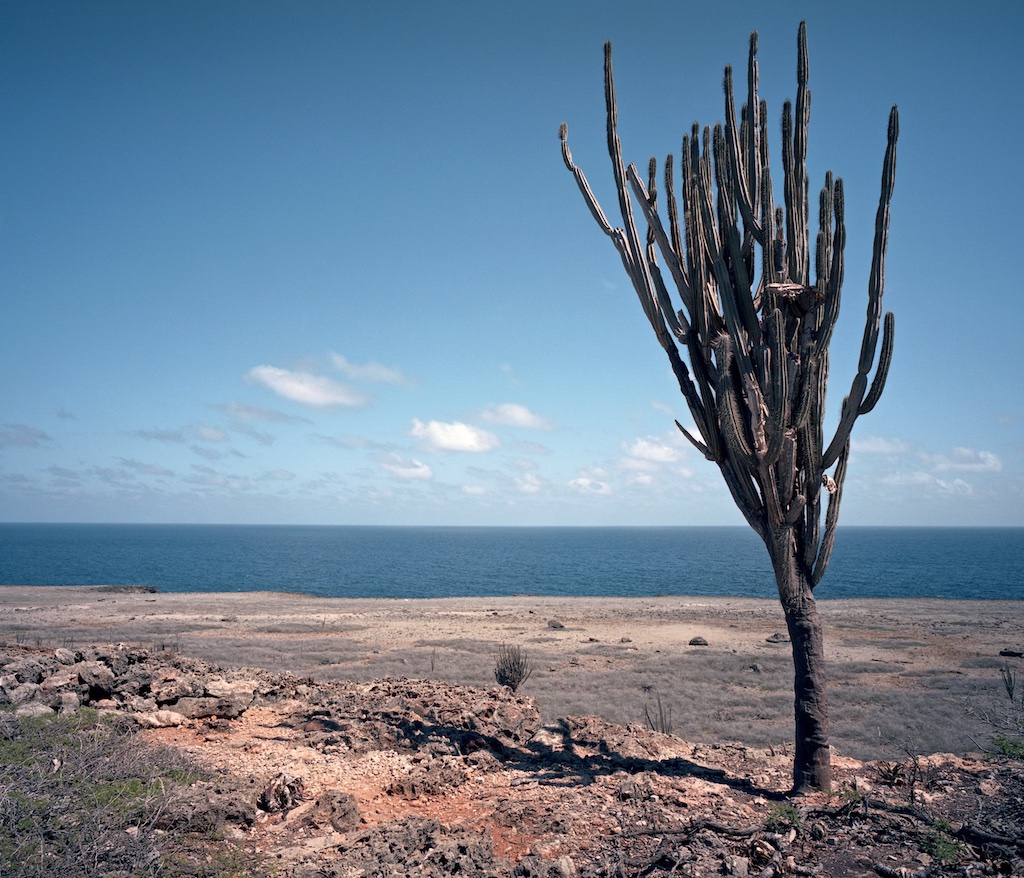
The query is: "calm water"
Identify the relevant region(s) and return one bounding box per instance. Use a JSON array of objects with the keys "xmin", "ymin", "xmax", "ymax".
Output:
[{"xmin": 0, "ymin": 524, "xmax": 1021, "ymax": 601}]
